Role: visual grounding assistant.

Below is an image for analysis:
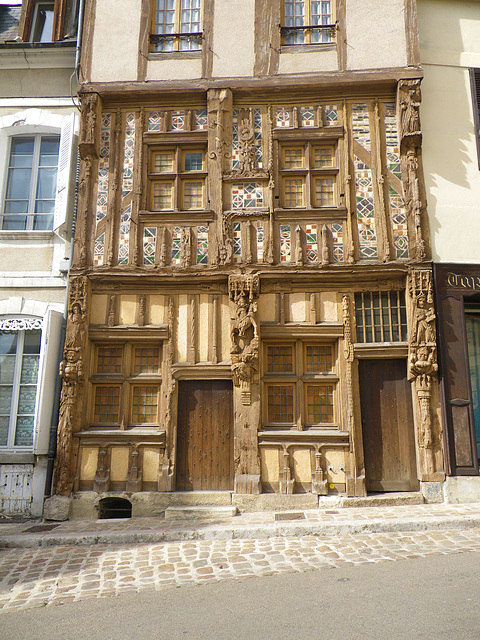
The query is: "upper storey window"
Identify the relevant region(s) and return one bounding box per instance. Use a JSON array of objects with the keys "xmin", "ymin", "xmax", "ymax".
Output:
[
  {"xmin": 1, "ymin": 135, "xmax": 60, "ymax": 231},
  {"xmin": 30, "ymin": 2, "xmax": 54, "ymax": 42},
  {"xmin": 151, "ymin": 0, "xmax": 202, "ymax": 52},
  {"xmin": 282, "ymin": 0, "xmax": 334, "ymax": 45},
  {"xmin": 149, "ymin": 146, "xmax": 206, "ymax": 211}
]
